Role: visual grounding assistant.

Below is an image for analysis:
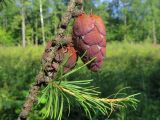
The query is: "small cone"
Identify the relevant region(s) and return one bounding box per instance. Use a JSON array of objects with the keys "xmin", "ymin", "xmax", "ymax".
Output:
[{"xmin": 42, "ymin": 37, "xmax": 77, "ymax": 76}]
